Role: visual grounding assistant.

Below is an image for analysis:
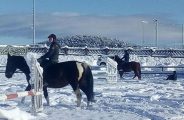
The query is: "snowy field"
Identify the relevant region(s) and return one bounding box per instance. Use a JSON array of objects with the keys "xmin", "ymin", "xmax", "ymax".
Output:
[{"xmin": 0, "ymin": 54, "xmax": 184, "ymax": 120}]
